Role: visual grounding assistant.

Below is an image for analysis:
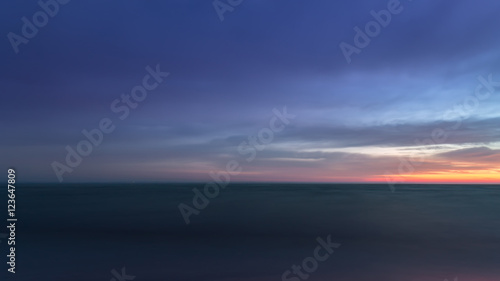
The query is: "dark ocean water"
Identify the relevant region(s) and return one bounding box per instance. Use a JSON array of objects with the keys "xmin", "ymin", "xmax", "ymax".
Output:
[{"xmin": 1, "ymin": 183, "xmax": 499, "ymax": 281}]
